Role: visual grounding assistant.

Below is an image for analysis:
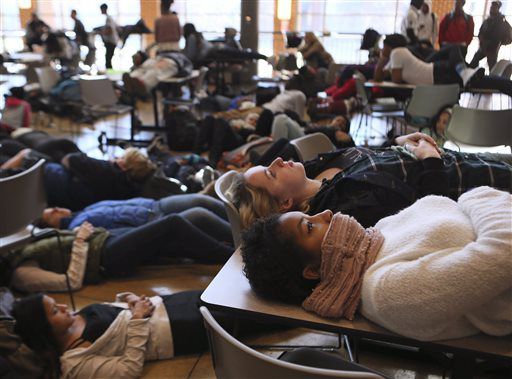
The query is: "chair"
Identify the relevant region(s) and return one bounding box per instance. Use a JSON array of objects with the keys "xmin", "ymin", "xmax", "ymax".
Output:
[
  {"xmin": 353, "ymin": 76, "xmax": 404, "ymax": 139},
  {"xmin": 79, "ymin": 76, "xmax": 132, "ymax": 116},
  {"xmin": 445, "ymin": 105, "xmax": 512, "ymax": 147},
  {"xmin": 404, "ymin": 84, "xmax": 460, "ymax": 129},
  {"xmin": 200, "ymin": 306, "xmax": 384, "ymax": 379},
  {"xmin": 34, "ymin": 67, "xmax": 60, "ymax": 95},
  {"xmin": 214, "ymin": 171, "xmax": 243, "ymax": 249},
  {"xmin": 291, "ymin": 133, "xmax": 336, "ymax": 162},
  {"xmin": 490, "ymin": 60, "xmax": 512, "ymax": 79},
  {"xmin": 0, "ymin": 160, "xmax": 76, "ymax": 308}
]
